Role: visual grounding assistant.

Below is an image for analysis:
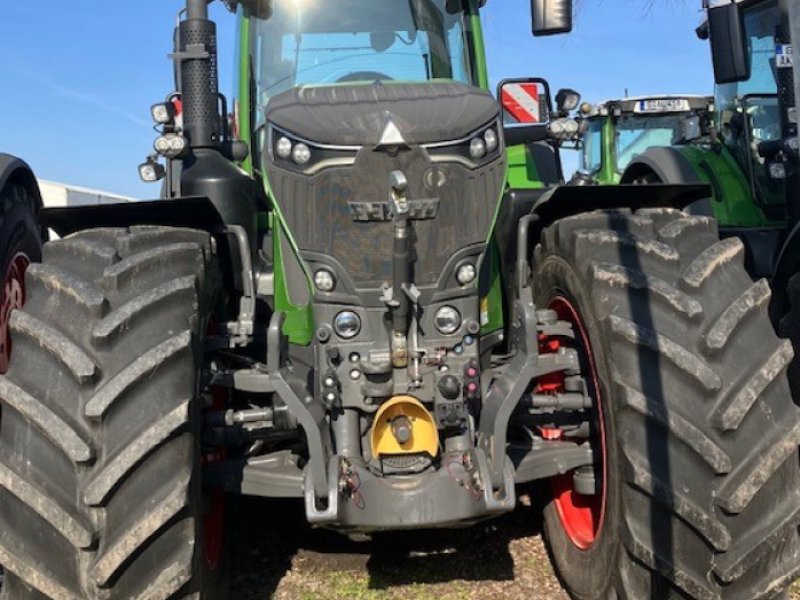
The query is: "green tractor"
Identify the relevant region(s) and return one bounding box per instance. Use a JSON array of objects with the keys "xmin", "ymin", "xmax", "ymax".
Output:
[
  {"xmin": 1, "ymin": 1, "xmax": 799, "ymax": 599},
  {"xmin": 618, "ymin": 0, "xmax": 800, "ymax": 388},
  {"xmin": 619, "ymin": 0, "xmax": 796, "ymax": 282},
  {"xmin": 572, "ymin": 95, "xmax": 714, "ymax": 185}
]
